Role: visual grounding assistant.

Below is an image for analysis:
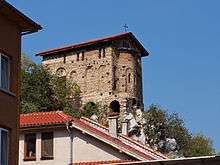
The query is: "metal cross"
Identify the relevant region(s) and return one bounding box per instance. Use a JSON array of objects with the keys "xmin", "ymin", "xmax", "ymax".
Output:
[{"xmin": 123, "ymin": 24, "xmax": 129, "ymax": 32}]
